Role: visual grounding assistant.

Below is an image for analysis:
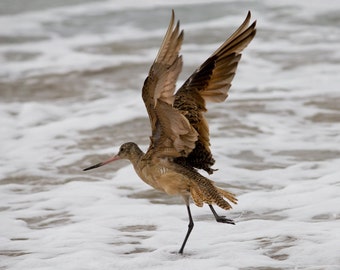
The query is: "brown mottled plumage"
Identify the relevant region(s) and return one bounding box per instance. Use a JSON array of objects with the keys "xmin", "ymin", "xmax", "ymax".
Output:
[{"xmin": 83, "ymin": 10, "xmax": 256, "ymax": 254}]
